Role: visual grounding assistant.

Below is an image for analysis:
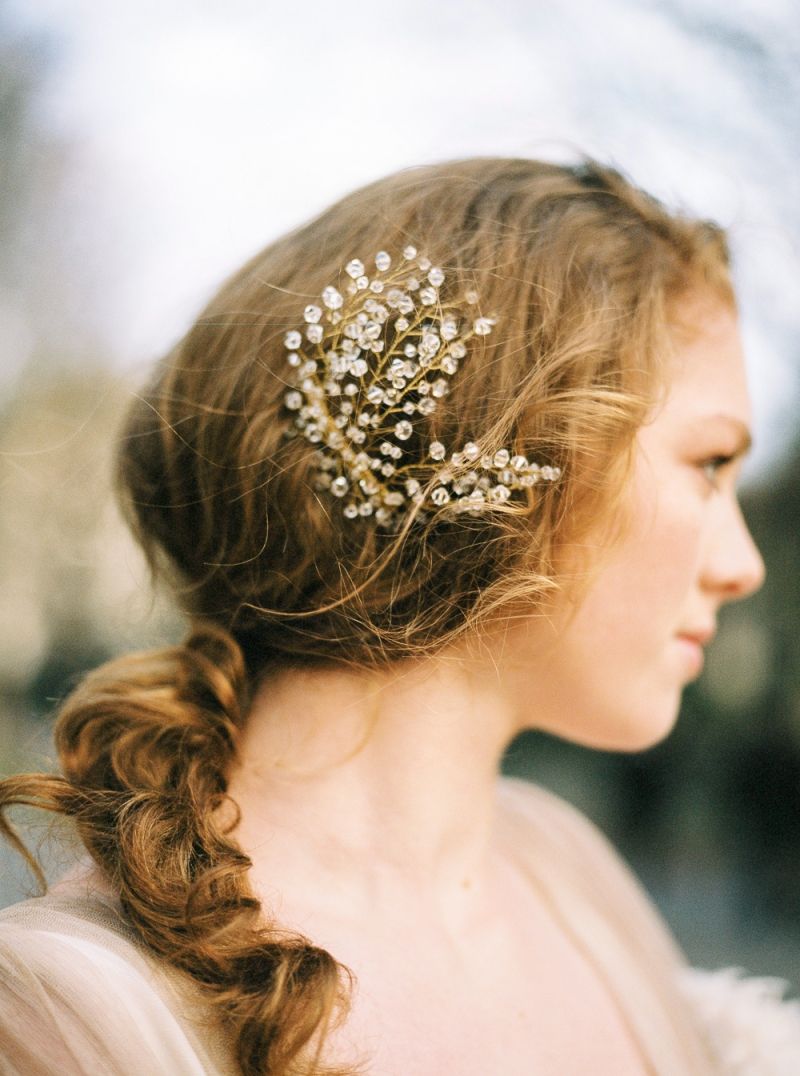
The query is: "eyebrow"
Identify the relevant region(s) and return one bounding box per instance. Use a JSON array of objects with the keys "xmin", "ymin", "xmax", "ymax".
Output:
[{"xmin": 686, "ymin": 414, "xmax": 753, "ymax": 456}]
